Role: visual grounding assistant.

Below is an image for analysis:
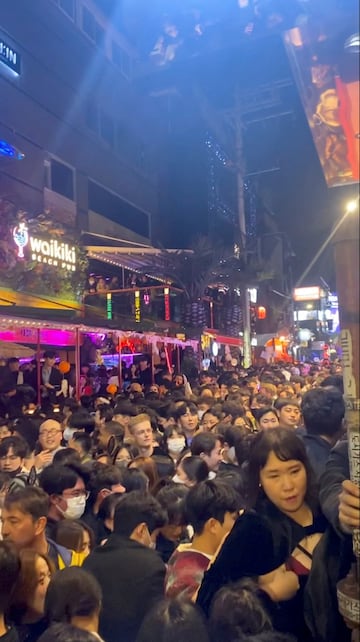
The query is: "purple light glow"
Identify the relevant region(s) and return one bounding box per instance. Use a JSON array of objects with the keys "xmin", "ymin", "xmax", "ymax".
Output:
[{"xmin": 0, "ymin": 328, "xmax": 76, "ymax": 346}]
